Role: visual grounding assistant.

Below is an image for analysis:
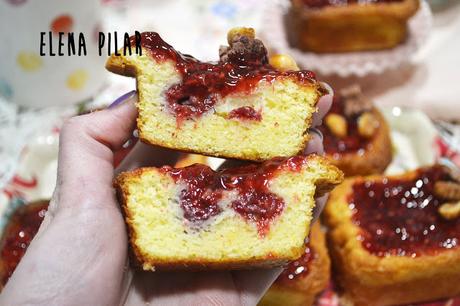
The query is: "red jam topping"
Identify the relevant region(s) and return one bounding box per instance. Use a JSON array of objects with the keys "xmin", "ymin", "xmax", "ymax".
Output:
[
  {"xmin": 228, "ymin": 106, "xmax": 262, "ymax": 121},
  {"xmin": 302, "ymin": 0, "xmax": 403, "ymax": 9},
  {"xmin": 318, "ymin": 95, "xmax": 371, "ymax": 157},
  {"xmin": 165, "ymin": 165, "xmax": 224, "ymax": 223},
  {"xmin": 349, "ymin": 166, "xmax": 460, "ymax": 257},
  {"xmin": 136, "ymin": 32, "xmax": 316, "ymax": 122},
  {"xmin": 278, "ymin": 240, "xmax": 315, "ymax": 283},
  {"xmin": 161, "ymin": 156, "xmax": 307, "ymax": 236},
  {"xmin": 0, "ymin": 201, "xmax": 48, "ymax": 286}
]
